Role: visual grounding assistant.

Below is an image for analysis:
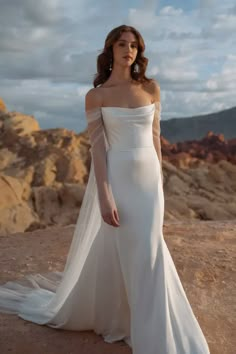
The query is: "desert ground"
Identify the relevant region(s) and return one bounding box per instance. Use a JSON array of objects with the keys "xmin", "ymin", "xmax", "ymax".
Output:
[{"xmin": 0, "ymin": 220, "xmax": 235, "ymax": 354}]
